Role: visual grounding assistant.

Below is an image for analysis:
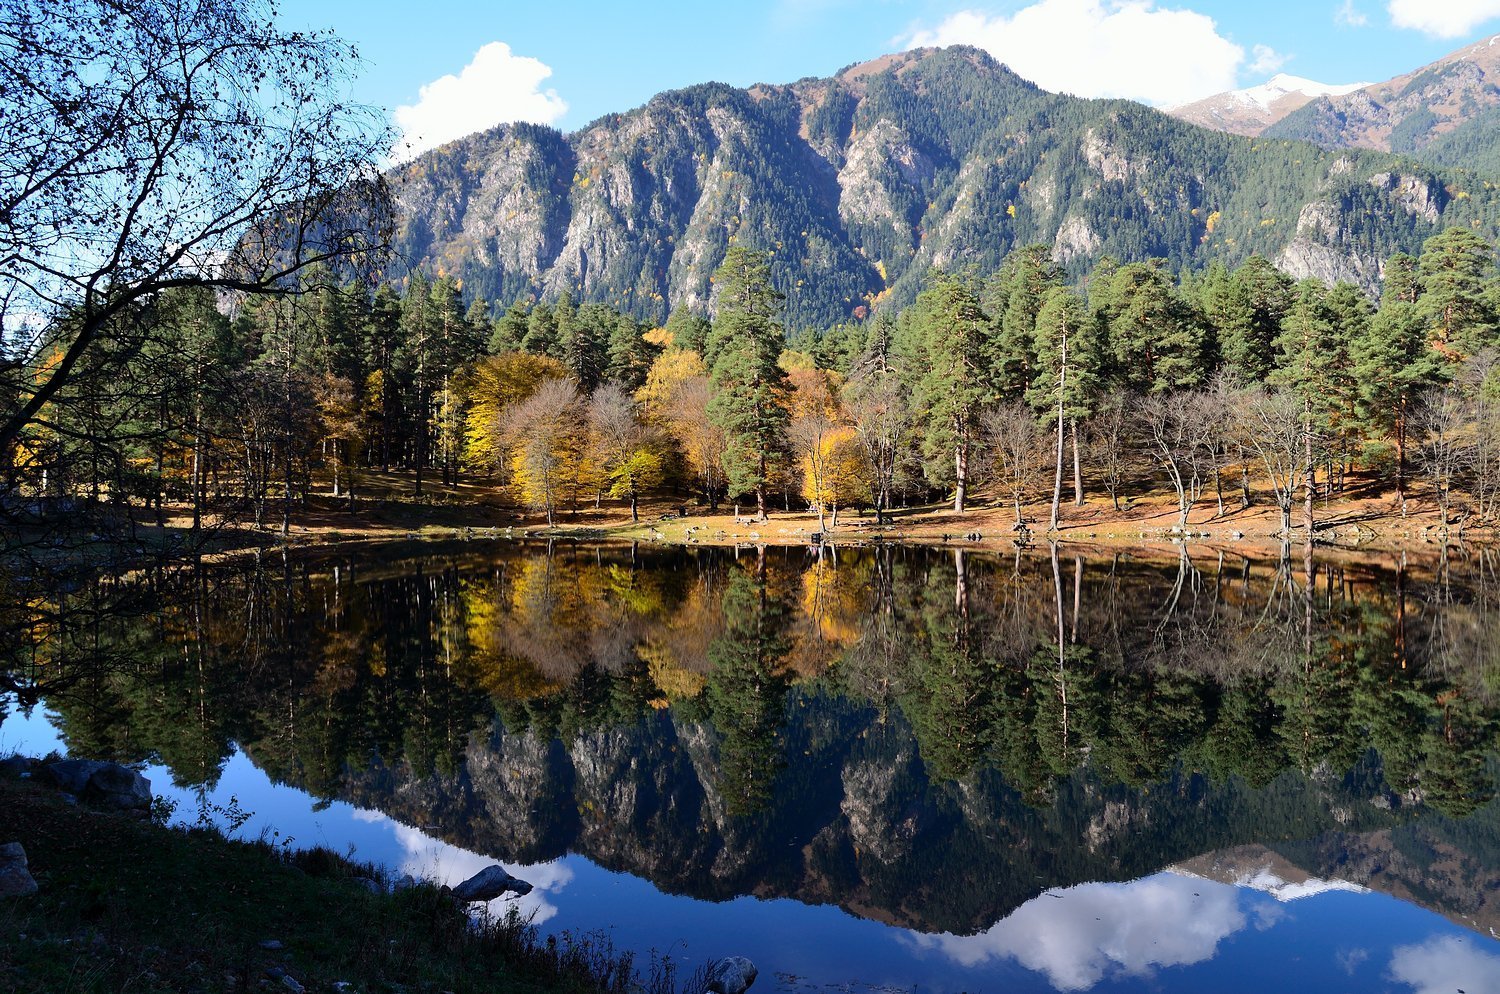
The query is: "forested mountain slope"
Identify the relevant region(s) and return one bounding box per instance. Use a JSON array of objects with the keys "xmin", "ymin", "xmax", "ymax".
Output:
[{"xmin": 388, "ymin": 46, "xmax": 1500, "ymax": 329}]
